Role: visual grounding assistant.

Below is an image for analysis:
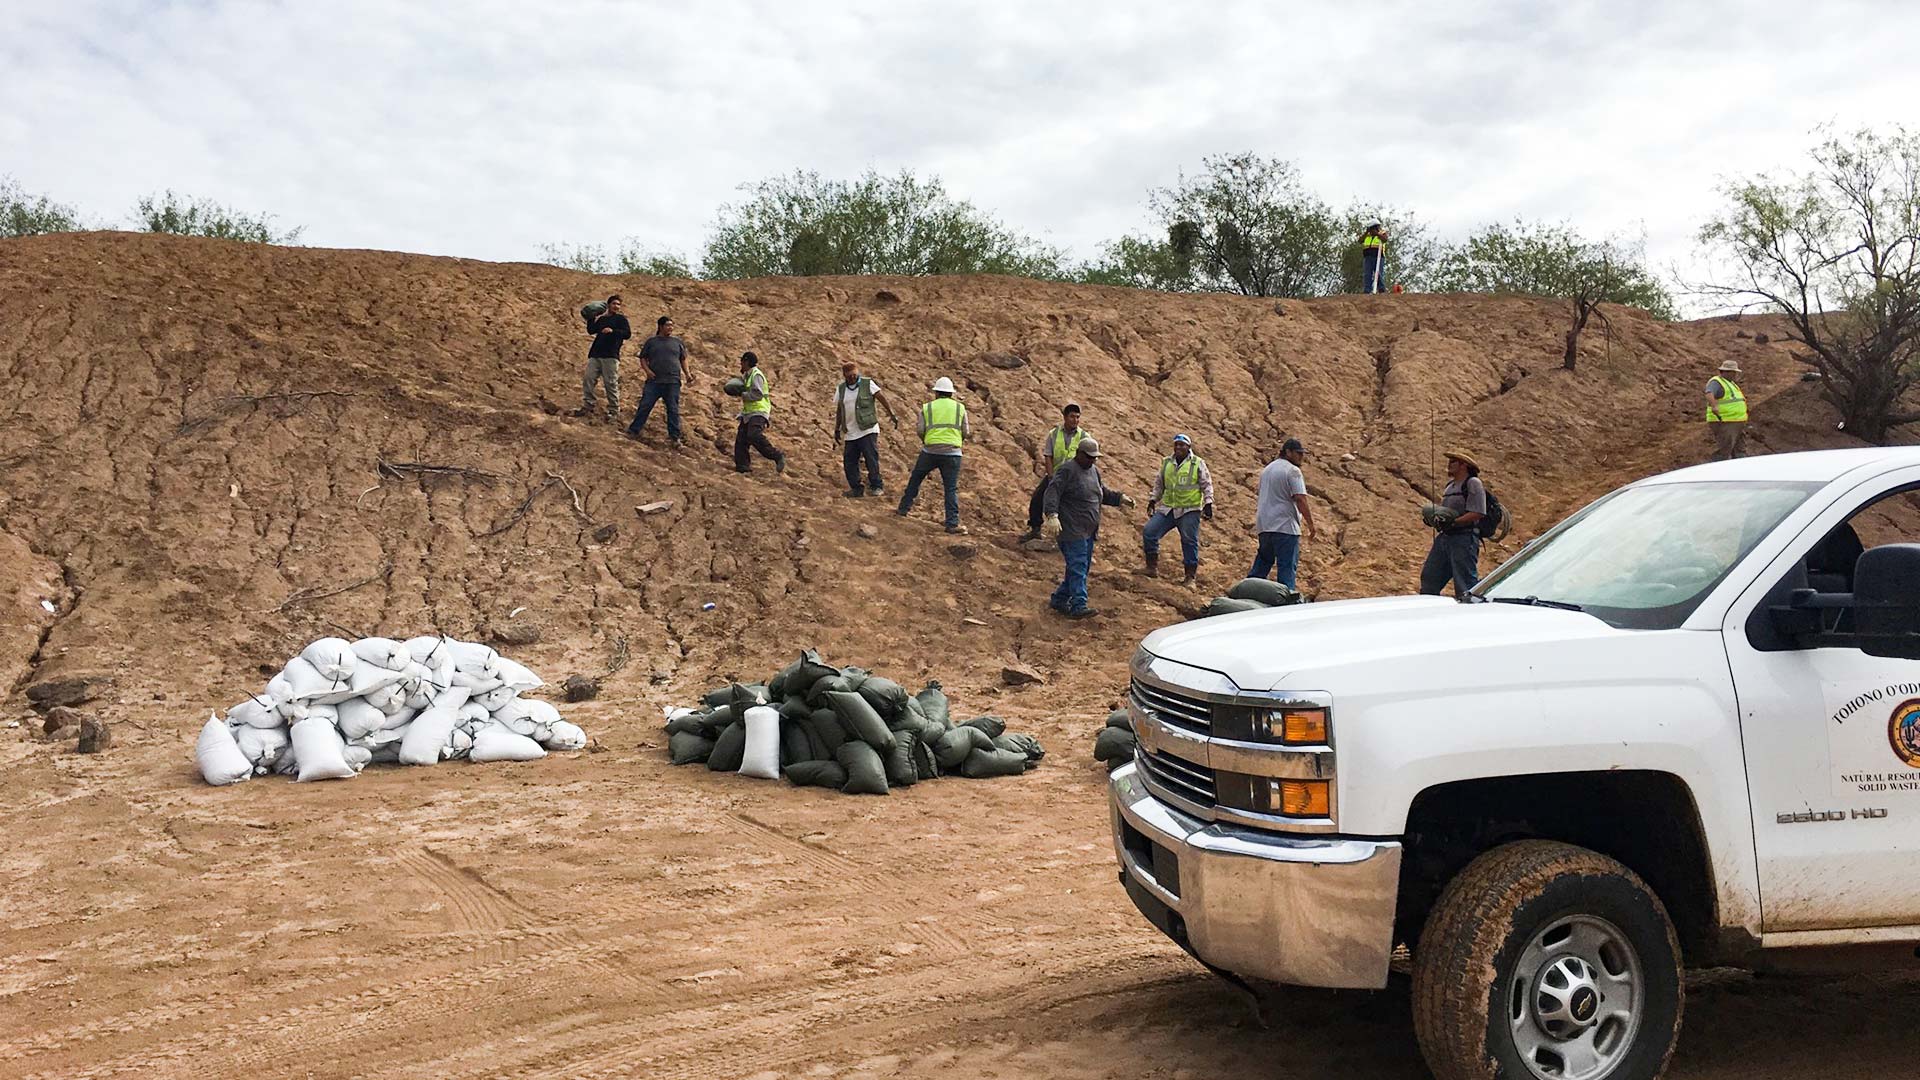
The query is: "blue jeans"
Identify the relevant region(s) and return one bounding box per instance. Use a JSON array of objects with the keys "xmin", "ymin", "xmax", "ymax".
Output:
[
  {"xmin": 898, "ymin": 452, "xmax": 961, "ymax": 527},
  {"xmin": 628, "ymin": 381, "xmax": 682, "ymax": 441},
  {"xmin": 1050, "ymin": 536, "xmax": 1095, "ymax": 613},
  {"xmin": 843, "ymin": 433, "xmax": 883, "ymax": 492},
  {"xmin": 1142, "ymin": 510, "xmax": 1201, "ymax": 569},
  {"xmin": 1420, "ymin": 531, "xmax": 1481, "ymax": 599},
  {"xmin": 1362, "ymin": 250, "xmax": 1385, "ymax": 294},
  {"xmin": 1249, "ymin": 531, "xmax": 1301, "ymax": 588}
]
